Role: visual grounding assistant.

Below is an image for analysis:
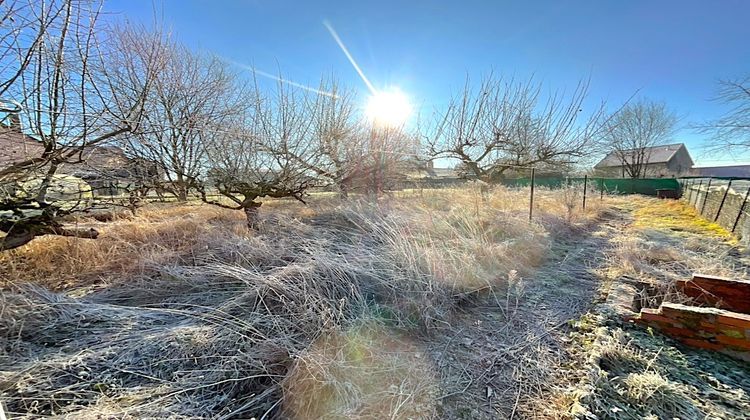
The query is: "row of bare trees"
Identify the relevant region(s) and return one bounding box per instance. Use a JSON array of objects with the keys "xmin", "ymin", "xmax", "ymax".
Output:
[
  {"xmin": 115, "ymin": 47, "xmax": 419, "ymax": 228},
  {"xmin": 0, "ymin": 0, "xmax": 419, "ymax": 248},
  {"xmin": 3, "ymin": 1, "xmax": 746, "ymax": 250},
  {"xmin": 426, "ymin": 75, "xmax": 612, "ymax": 181}
]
